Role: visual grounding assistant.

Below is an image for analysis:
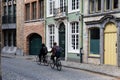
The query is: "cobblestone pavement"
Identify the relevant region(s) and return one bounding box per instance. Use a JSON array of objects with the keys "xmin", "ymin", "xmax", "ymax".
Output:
[{"xmin": 1, "ymin": 57, "xmax": 118, "ymax": 80}]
